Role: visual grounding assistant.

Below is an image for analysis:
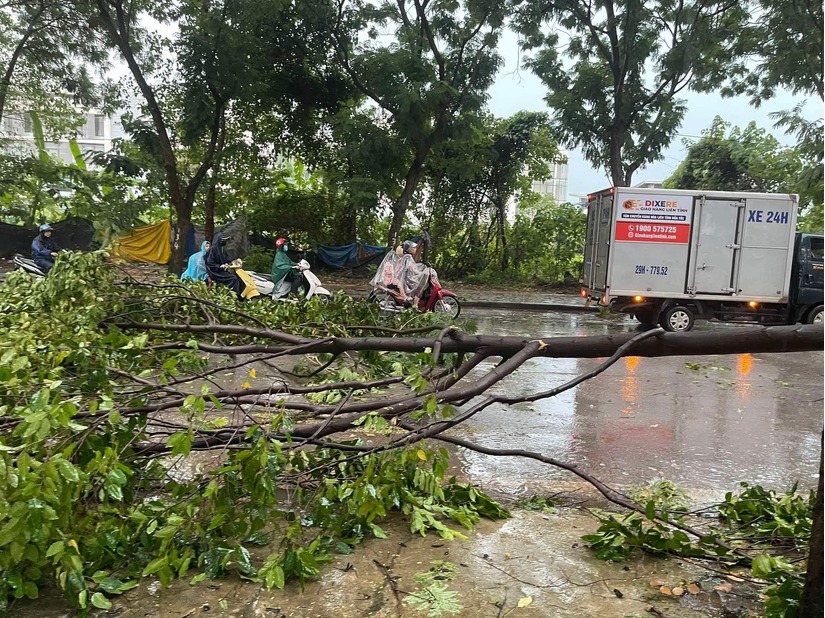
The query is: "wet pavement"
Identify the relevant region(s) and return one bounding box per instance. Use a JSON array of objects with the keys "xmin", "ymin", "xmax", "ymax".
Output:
[
  {"xmin": 21, "ymin": 512, "xmax": 756, "ymax": 618},
  {"xmin": 452, "ymin": 308, "xmax": 824, "ymax": 500}
]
